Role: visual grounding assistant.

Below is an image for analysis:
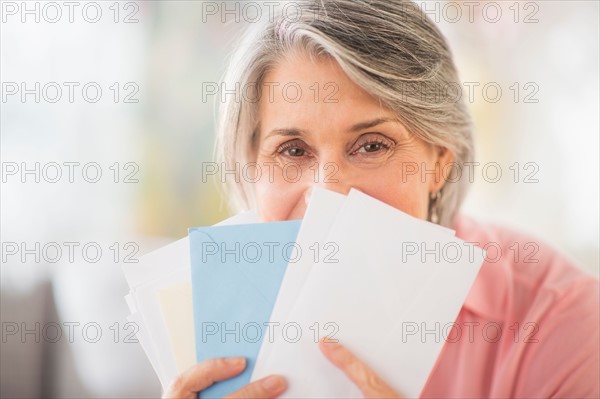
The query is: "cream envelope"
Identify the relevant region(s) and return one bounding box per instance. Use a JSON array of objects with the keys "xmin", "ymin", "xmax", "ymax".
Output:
[
  {"xmin": 129, "ymin": 268, "xmax": 188, "ymax": 387},
  {"xmin": 257, "ymin": 189, "xmax": 484, "ymax": 398},
  {"xmin": 158, "ymin": 282, "xmax": 195, "ymax": 373}
]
